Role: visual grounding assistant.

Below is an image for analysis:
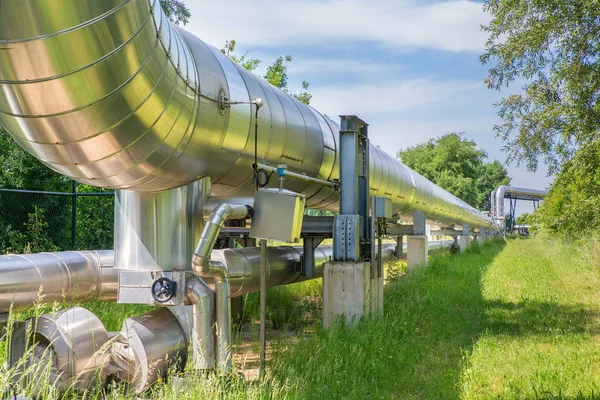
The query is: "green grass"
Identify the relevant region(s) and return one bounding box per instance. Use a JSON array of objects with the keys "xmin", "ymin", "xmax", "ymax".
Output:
[
  {"xmin": 268, "ymin": 237, "xmax": 600, "ymax": 399},
  {"xmin": 3, "ymin": 237, "xmax": 600, "ymax": 399}
]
